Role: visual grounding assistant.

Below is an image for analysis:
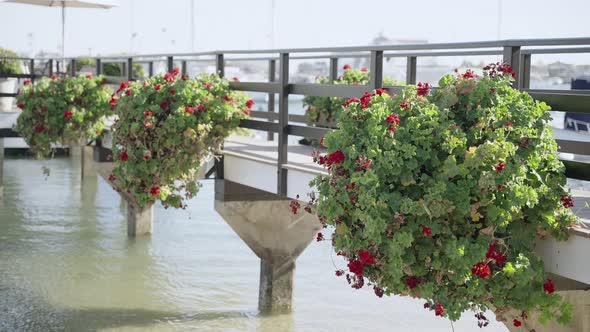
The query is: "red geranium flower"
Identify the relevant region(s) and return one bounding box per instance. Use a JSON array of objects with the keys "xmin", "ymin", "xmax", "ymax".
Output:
[
  {"xmin": 359, "ymin": 250, "xmax": 375, "ymax": 265},
  {"xmin": 421, "ymin": 225, "xmax": 432, "ymax": 237},
  {"xmin": 344, "ymin": 97, "xmax": 359, "ymax": 107},
  {"xmin": 375, "ymin": 88, "xmax": 389, "ymax": 96},
  {"xmin": 108, "ymin": 174, "xmax": 115, "ymax": 182},
  {"xmin": 513, "ymin": 319, "xmax": 521, "ymax": 327},
  {"xmin": 246, "ymin": 99, "xmax": 255, "ymax": 109},
  {"xmin": 326, "ymin": 150, "xmax": 345, "ymax": 166},
  {"xmin": 125, "ymin": 89, "xmax": 132, "ymax": 96},
  {"xmin": 316, "ymin": 232, "xmax": 324, "ymax": 242},
  {"xmin": 434, "ymin": 303, "xmax": 444, "ymax": 317},
  {"xmin": 406, "ymin": 276, "xmax": 420, "ymax": 289},
  {"xmin": 144, "ymin": 110, "xmax": 153, "ymax": 117},
  {"xmin": 160, "ymin": 101, "xmax": 168, "ymax": 109},
  {"xmin": 495, "ymin": 162, "xmax": 506, "ymax": 172},
  {"xmin": 64, "ymin": 110, "xmax": 73, "ymax": 119},
  {"xmin": 505, "ymin": 121, "xmax": 512, "ymax": 127},
  {"xmin": 360, "ymin": 92, "xmax": 372, "ymax": 109},
  {"xmin": 417, "ymin": 82, "xmax": 430, "ymax": 96},
  {"xmin": 461, "ymin": 69, "xmax": 478, "ymax": 79},
  {"xmin": 204, "ymin": 82, "xmax": 212, "ymax": 90},
  {"xmin": 560, "ymin": 195, "xmax": 574, "ymax": 208},
  {"xmin": 35, "ymin": 126, "xmax": 44, "ymax": 133},
  {"xmin": 51, "ymin": 75, "xmax": 58, "ymax": 80},
  {"xmin": 486, "ymin": 244, "xmax": 506, "ymax": 265},
  {"xmin": 120, "ymin": 150, "xmax": 128, "ymax": 161},
  {"xmin": 154, "ymin": 84, "xmax": 161, "ymax": 91},
  {"xmin": 197, "ymin": 104, "xmax": 206, "ymax": 112},
  {"xmin": 144, "ymin": 121, "xmax": 154, "ymax": 129},
  {"xmin": 85, "ymin": 74, "xmax": 93, "ymax": 79},
  {"xmin": 347, "ymin": 259, "xmax": 364, "ymax": 276},
  {"xmin": 117, "ymin": 81, "xmax": 130, "ymax": 93},
  {"xmin": 223, "ymin": 95, "xmax": 233, "ymax": 102},
  {"xmin": 343, "ymin": 64, "xmax": 351, "ymax": 70},
  {"xmin": 471, "ymin": 261, "xmax": 491, "ymax": 279},
  {"xmin": 17, "ymin": 103, "xmax": 25, "ymax": 109},
  {"xmin": 335, "ymin": 270, "xmax": 344, "ymax": 277},
  {"xmin": 360, "ymin": 67, "xmax": 367, "ymax": 72},
  {"xmin": 385, "ymin": 113, "xmax": 400, "ymax": 125},
  {"xmin": 23, "ymin": 79, "xmax": 31, "ymax": 86},
  {"xmin": 544, "ymin": 279, "xmax": 555, "ymax": 294},
  {"xmin": 169, "ymin": 89, "xmax": 176, "ymax": 95},
  {"xmin": 232, "ymin": 77, "xmax": 240, "ymax": 82},
  {"xmin": 150, "ymin": 186, "xmax": 160, "ymax": 195},
  {"xmin": 185, "ymin": 106, "xmax": 195, "ymax": 114}
]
